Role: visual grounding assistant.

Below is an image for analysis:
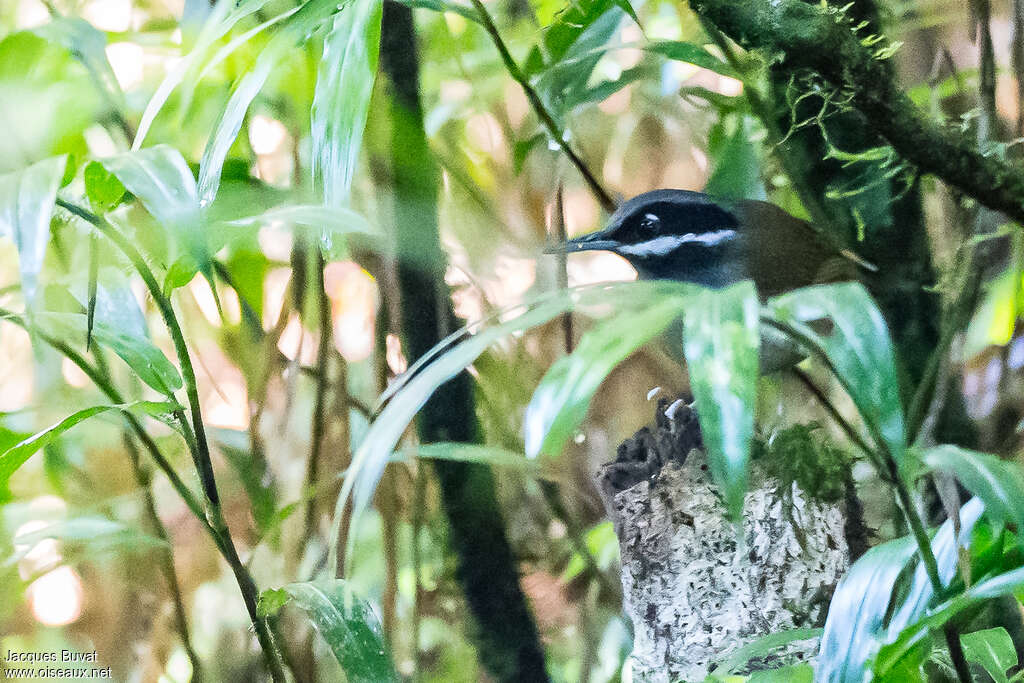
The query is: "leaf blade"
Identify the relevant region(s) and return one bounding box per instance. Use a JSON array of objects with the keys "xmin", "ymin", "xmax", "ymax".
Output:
[{"xmin": 681, "ymin": 281, "xmax": 760, "ymax": 519}]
